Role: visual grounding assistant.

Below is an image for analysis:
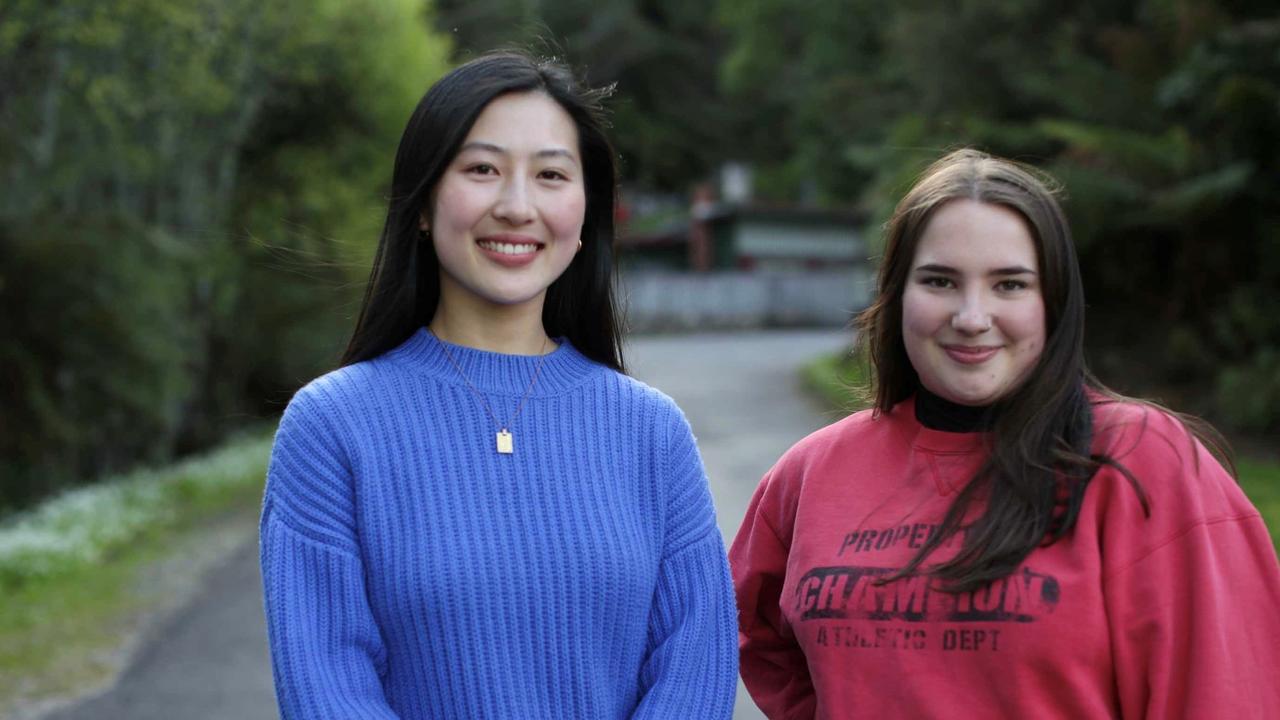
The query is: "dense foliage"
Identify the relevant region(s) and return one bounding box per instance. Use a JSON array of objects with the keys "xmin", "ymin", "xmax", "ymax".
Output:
[
  {"xmin": 0, "ymin": 0, "xmax": 451, "ymax": 510},
  {"xmin": 433, "ymin": 0, "xmax": 738, "ymax": 190}
]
